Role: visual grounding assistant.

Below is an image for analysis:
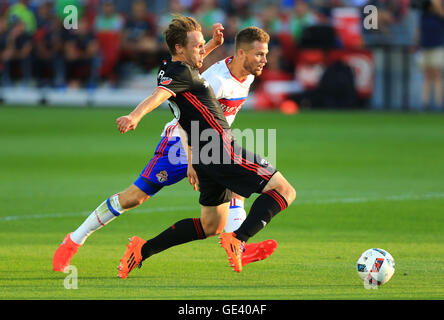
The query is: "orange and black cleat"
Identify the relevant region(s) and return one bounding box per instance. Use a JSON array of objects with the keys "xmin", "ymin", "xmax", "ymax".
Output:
[
  {"xmin": 220, "ymin": 232, "xmax": 244, "ymax": 273},
  {"xmin": 117, "ymin": 236, "xmax": 146, "ymax": 279}
]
